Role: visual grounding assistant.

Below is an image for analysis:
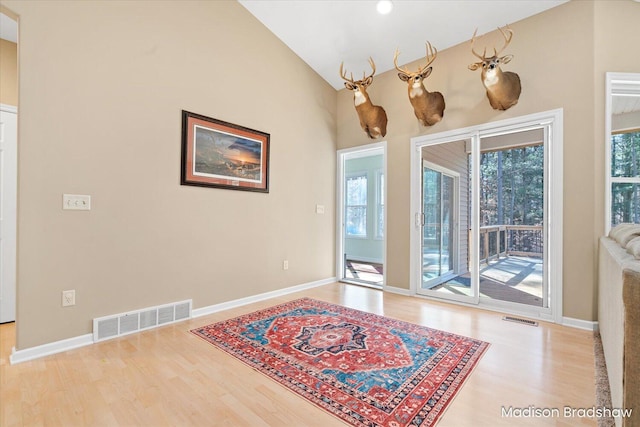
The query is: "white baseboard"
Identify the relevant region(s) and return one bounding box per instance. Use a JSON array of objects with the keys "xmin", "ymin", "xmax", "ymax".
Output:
[
  {"xmin": 0, "ymin": 103, "xmax": 18, "ymax": 113},
  {"xmin": 192, "ymin": 277, "xmax": 336, "ymax": 318},
  {"xmin": 10, "ymin": 333, "xmax": 93, "ymax": 365},
  {"xmin": 562, "ymin": 316, "xmax": 598, "ymax": 331},
  {"xmin": 9, "ymin": 277, "xmax": 336, "ymax": 365},
  {"xmin": 383, "ymin": 285, "xmax": 412, "ymax": 296},
  {"xmin": 383, "ymin": 289, "xmax": 598, "ymax": 331},
  {"xmin": 13, "ymin": 278, "xmax": 590, "ymax": 365}
]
